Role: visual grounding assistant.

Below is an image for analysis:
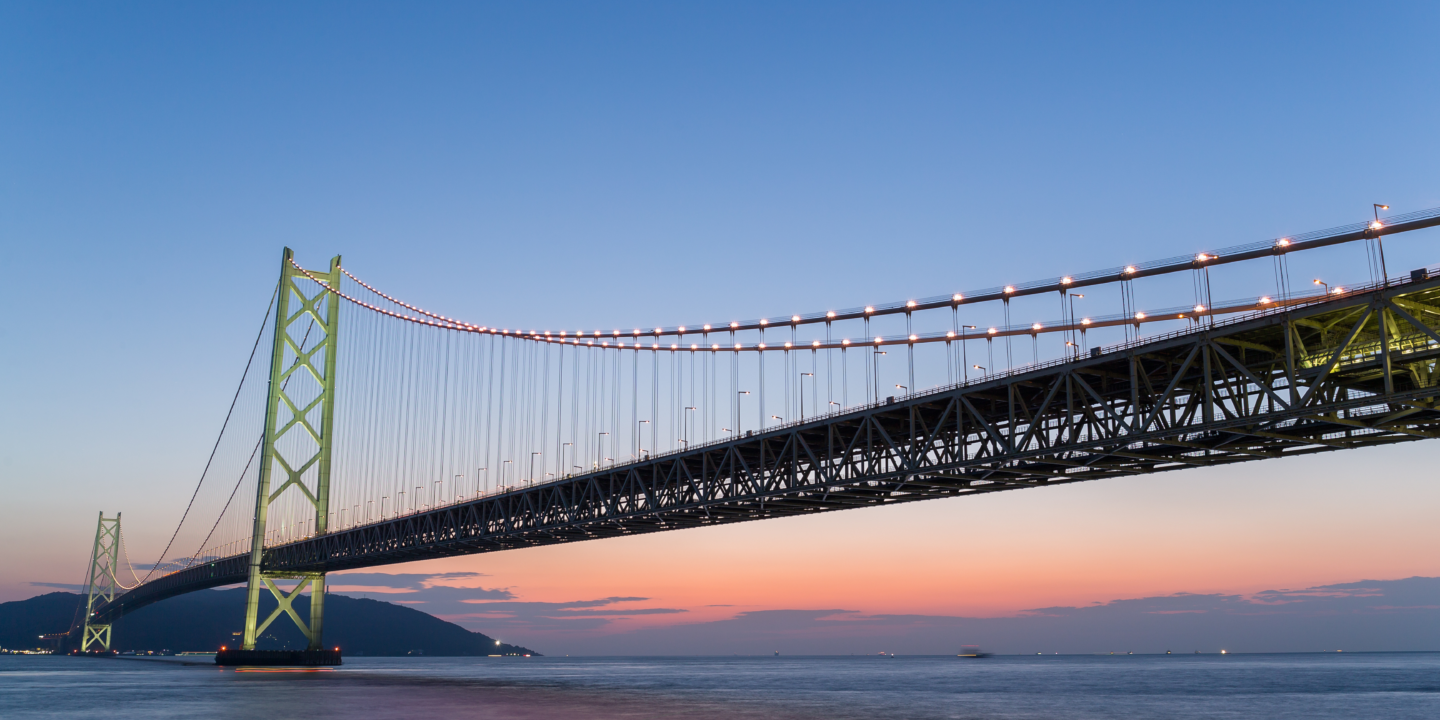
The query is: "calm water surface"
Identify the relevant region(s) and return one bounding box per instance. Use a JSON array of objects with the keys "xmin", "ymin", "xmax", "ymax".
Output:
[{"xmin": 3, "ymin": 653, "xmax": 1438, "ymax": 719}]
